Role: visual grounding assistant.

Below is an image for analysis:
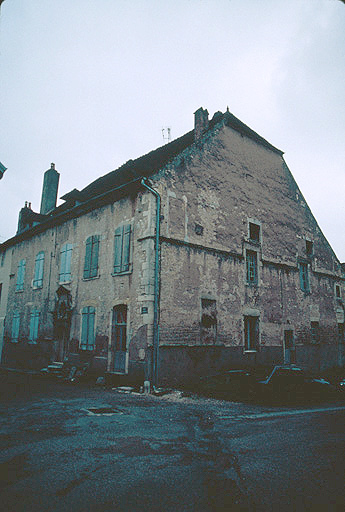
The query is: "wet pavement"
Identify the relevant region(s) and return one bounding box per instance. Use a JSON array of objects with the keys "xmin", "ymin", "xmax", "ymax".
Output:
[{"xmin": 1, "ymin": 370, "xmax": 345, "ymax": 511}]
